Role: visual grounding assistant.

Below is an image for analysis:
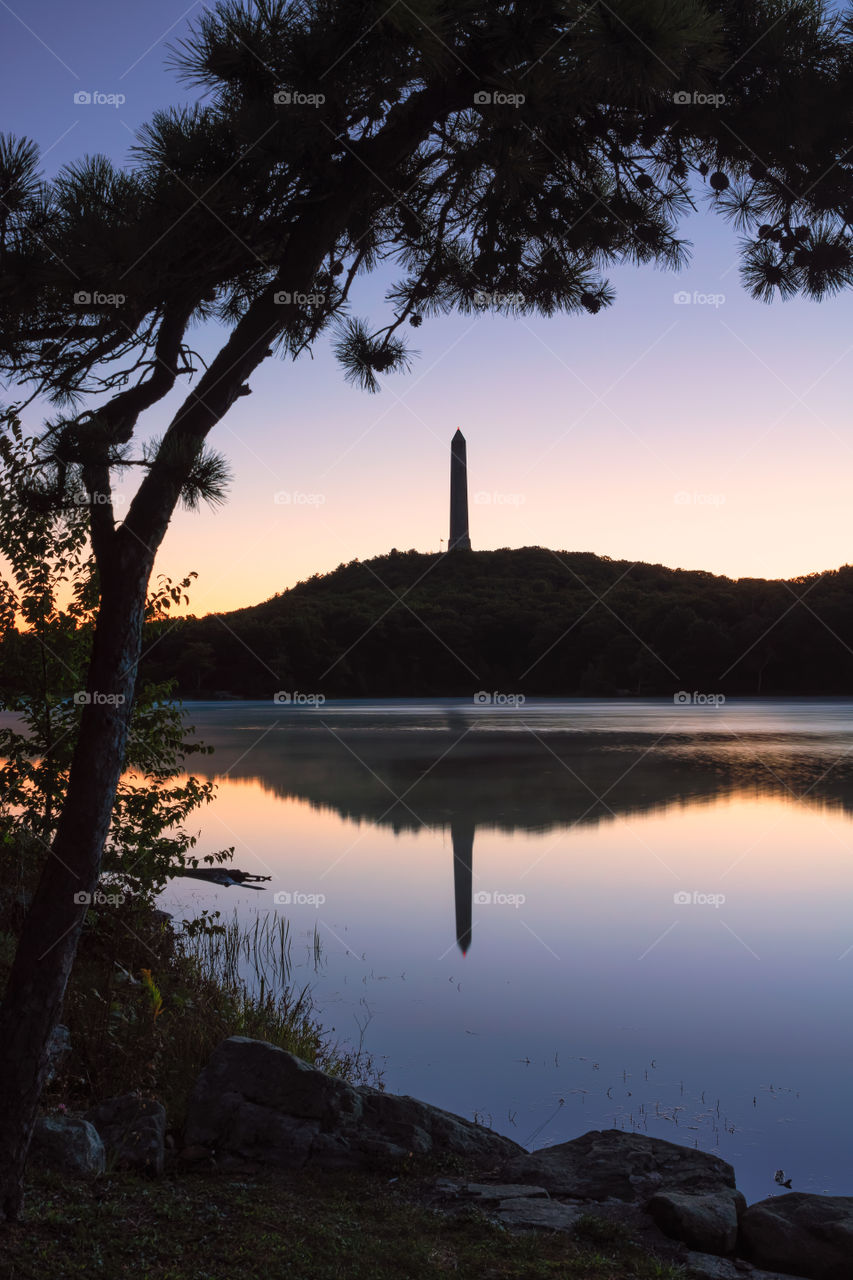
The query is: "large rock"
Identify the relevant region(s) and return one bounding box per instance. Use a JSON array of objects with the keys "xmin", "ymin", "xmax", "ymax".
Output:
[
  {"xmin": 686, "ymin": 1253, "xmax": 811, "ymax": 1280},
  {"xmin": 85, "ymin": 1095, "xmax": 166, "ymax": 1176},
  {"xmin": 496, "ymin": 1197, "xmax": 586, "ymax": 1232},
  {"xmin": 463, "ymin": 1183, "xmax": 549, "ymax": 1202},
  {"xmin": 29, "ymin": 1114, "xmax": 105, "ymax": 1176},
  {"xmin": 501, "ymin": 1130, "xmax": 737, "ymax": 1204},
  {"xmin": 647, "ymin": 1187, "xmax": 746, "ymax": 1255},
  {"xmin": 184, "ymin": 1037, "xmax": 523, "ymax": 1169},
  {"xmin": 739, "ymin": 1193, "xmax": 853, "ymax": 1280}
]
